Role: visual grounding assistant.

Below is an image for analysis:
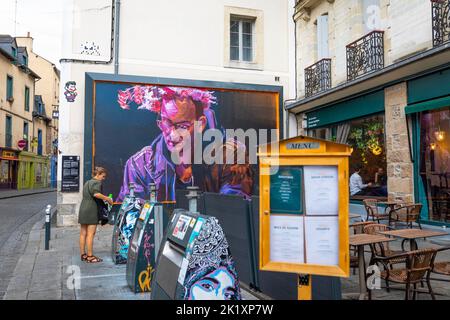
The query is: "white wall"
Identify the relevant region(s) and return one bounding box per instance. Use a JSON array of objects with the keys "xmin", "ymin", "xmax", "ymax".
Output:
[{"xmin": 58, "ymin": 0, "xmax": 294, "ymax": 225}]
